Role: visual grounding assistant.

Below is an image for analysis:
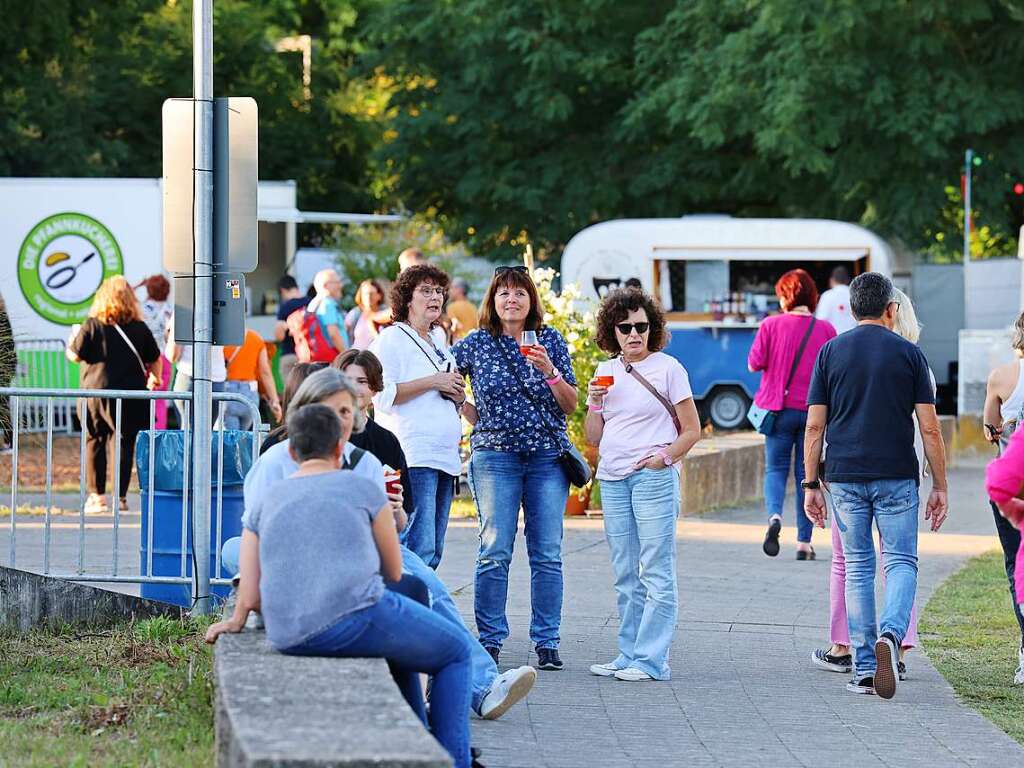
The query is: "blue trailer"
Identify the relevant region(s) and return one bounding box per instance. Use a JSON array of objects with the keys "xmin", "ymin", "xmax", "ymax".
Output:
[{"xmin": 560, "ymin": 216, "xmax": 895, "ymax": 429}]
